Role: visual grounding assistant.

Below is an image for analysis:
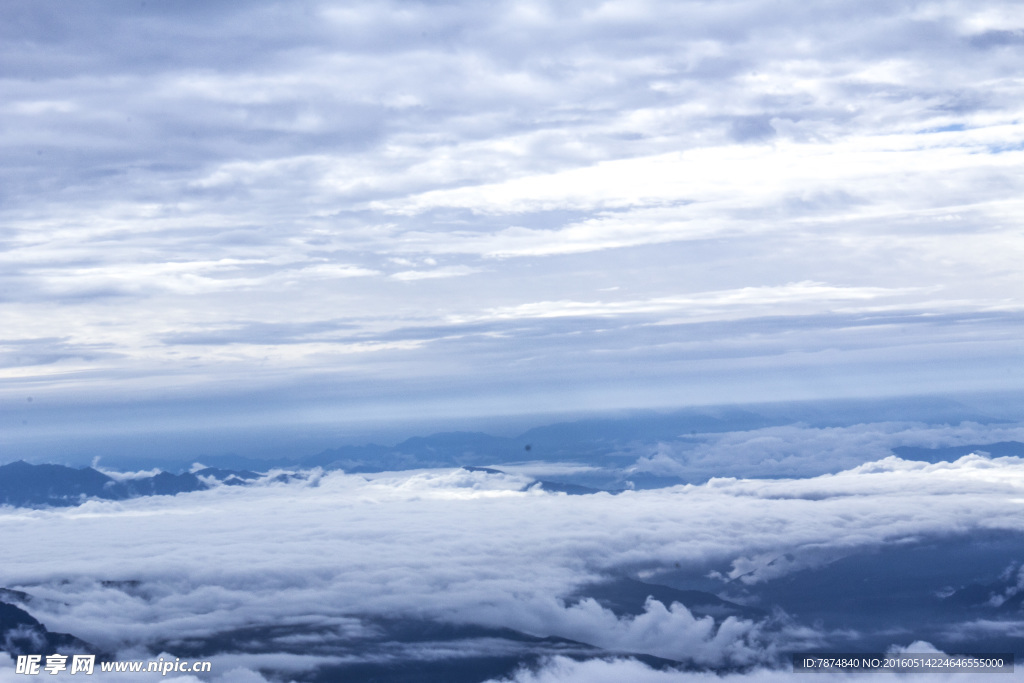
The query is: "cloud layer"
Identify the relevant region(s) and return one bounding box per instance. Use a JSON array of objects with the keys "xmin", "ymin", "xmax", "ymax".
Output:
[
  {"xmin": 3, "ymin": 449, "xmax": 1024, "ymax": 678},
  {"xmin": 3, "ymin": 1, "xmax": 1024, "ymax": 440}
]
